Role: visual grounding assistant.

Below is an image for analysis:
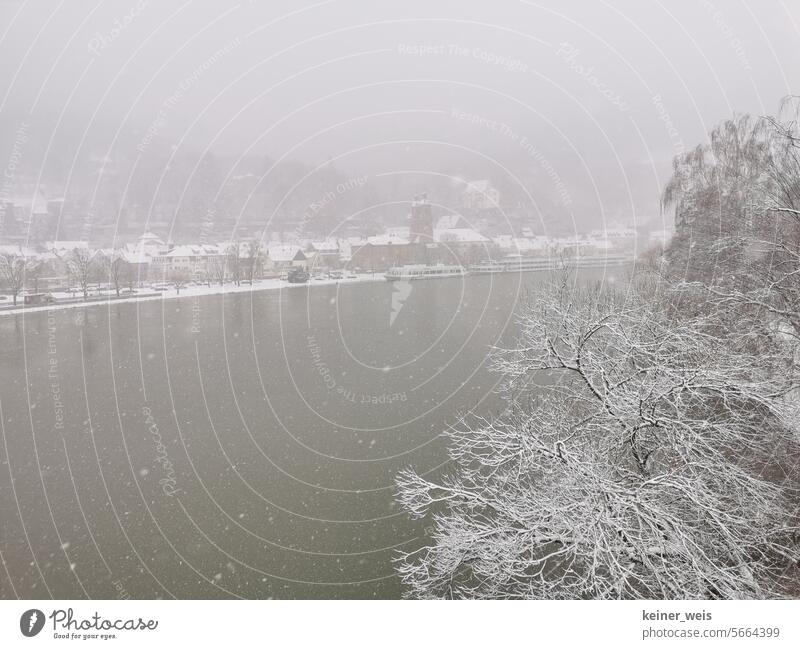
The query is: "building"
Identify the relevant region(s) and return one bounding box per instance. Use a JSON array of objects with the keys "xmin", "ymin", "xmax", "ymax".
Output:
[
  {"xmin": 492, "ymin": 235, "xmax": 553, "ymax": 257},
  {"xmin": 435, "ymin": 214, "xmax": 469, "ymax": 230},
  {"xmin": 432, "ymin": 227, "xmax": 491, "ymax": 265},
  {"xmin": 266, "ymin": 245, "xmax": 308, "ymax": 272},
  {"xmin": 409, "ymin": 194, "xmax": 433, "ymax": 244},
  {"xmin": 349, "ymin": 232, "xmax": 419, "ymax": 271},
  {"xmin": 308, "ymin": 240, "xmax": 341, "ymax": 269},
  {"xmin": 151, "ymin": 244, "xmax": 223, "ymax": 278}
]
